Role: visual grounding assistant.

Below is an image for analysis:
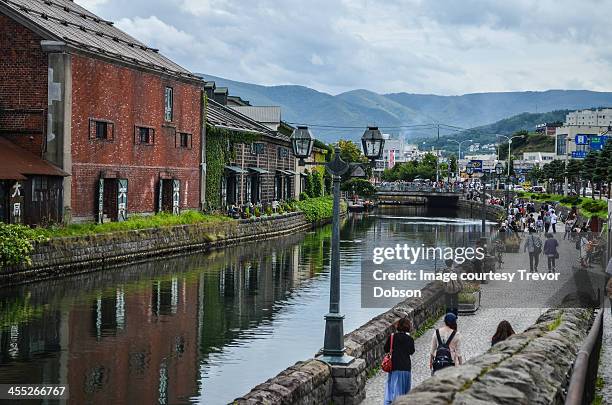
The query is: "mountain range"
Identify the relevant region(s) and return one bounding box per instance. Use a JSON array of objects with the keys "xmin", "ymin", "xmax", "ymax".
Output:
[{"xmin": 201, "ymin": 74, "xmax": 612, "ymax": 142}]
